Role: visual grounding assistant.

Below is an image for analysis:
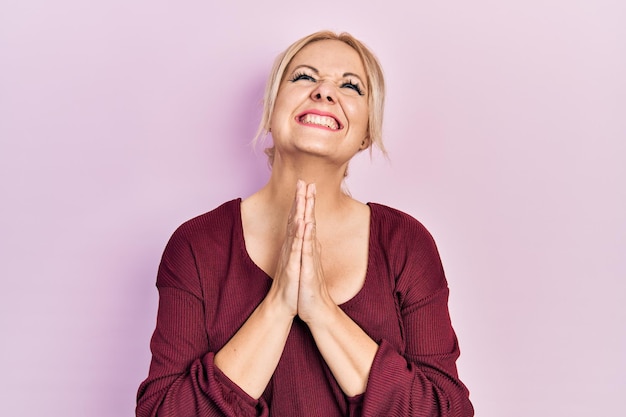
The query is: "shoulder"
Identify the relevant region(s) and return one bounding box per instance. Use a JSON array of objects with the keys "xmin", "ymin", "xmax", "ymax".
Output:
[
  {"xmin": 160, "ymin": 199, "xmax": 241, "ymax": 262},
  {"xmin": 156, "ymin": 199, "xmax": 241, "ymax": 289},
  {"xmin": 171, "ymin": 198, "xmax": 241, "ymax": 244},
  {"xmin": 368, "ymin": 203, "xmax": 447, "ymax": 295},
  {"xmin": 368, "ymin": 203, "xmax": 436, "ymax": 247}
]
